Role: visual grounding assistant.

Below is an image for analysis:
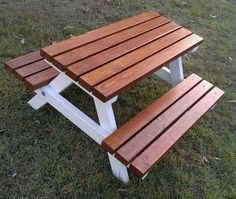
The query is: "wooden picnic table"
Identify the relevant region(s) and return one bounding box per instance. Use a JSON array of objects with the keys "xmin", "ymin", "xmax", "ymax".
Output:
[{"xmin": 4, "ymin": 11, "xmax": 224, "ymax": 182}]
